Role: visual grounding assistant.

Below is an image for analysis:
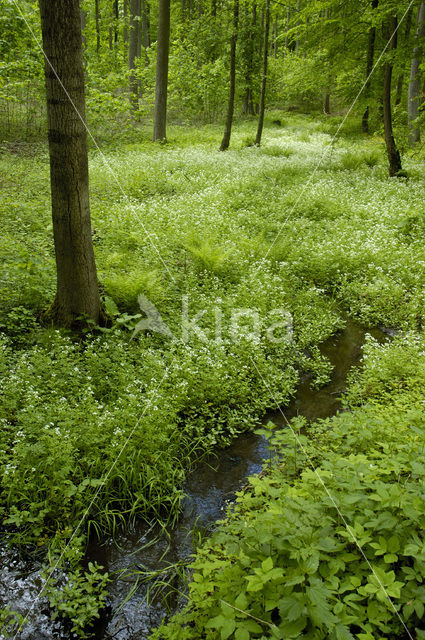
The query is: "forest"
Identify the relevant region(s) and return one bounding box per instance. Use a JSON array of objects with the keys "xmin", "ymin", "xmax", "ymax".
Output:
[{"xmin": 1, "ymin": 0, "xmax": 425, "ymax": 638}]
